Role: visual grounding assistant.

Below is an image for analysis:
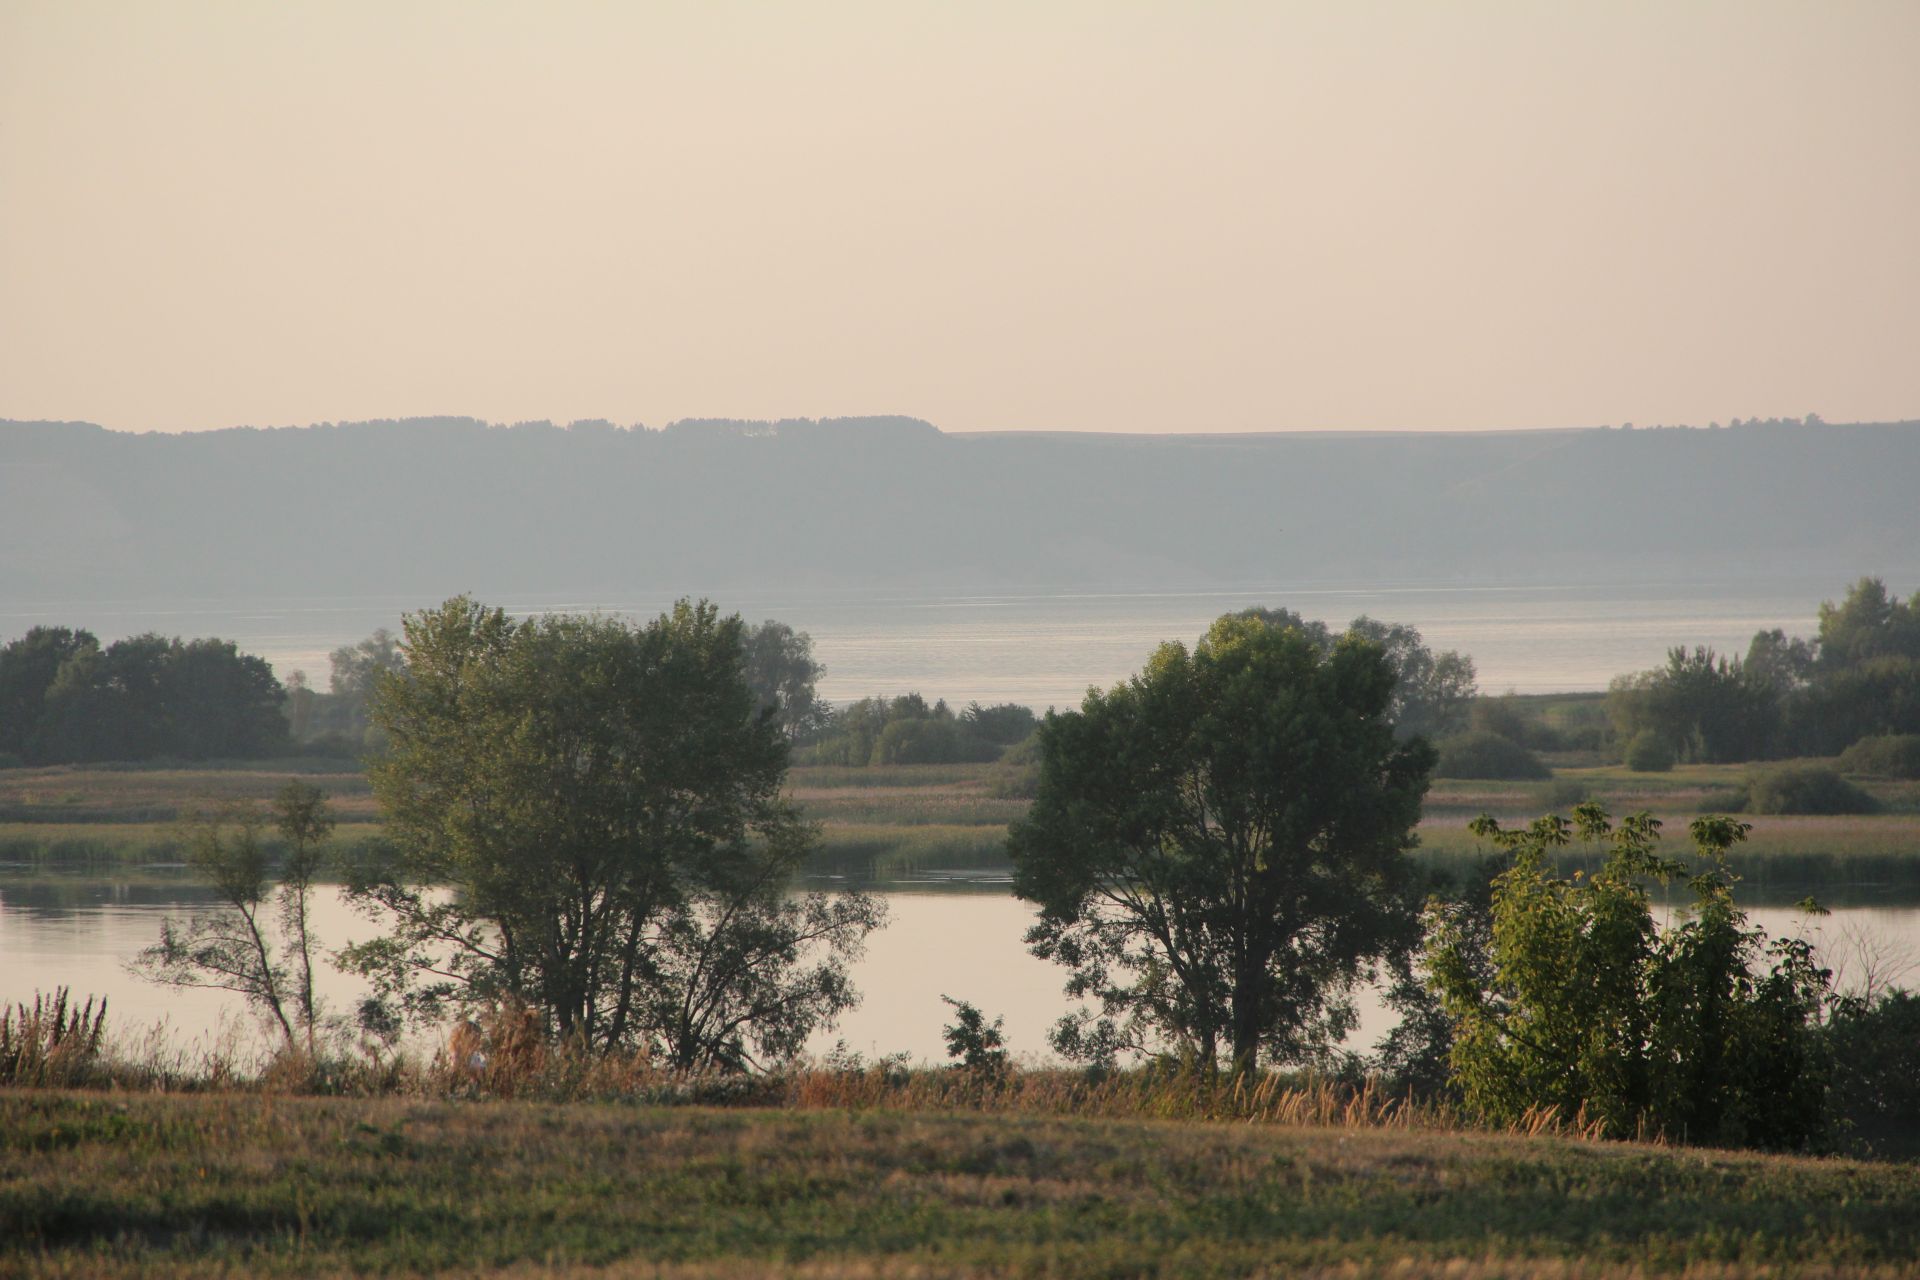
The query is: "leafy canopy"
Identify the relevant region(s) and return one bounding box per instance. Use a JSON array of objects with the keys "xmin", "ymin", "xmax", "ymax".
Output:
[
  {"xmin": 1010, "ymin": 613, "xmax": 1434, "ymax": 1073},
  {"xmin": 340, "ymin": 596, "xmax": 880, "ymax": 1069},
  {"xmin": 1427, "ymin": 804, "xmax": 1830, "ymax": 1148}
]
